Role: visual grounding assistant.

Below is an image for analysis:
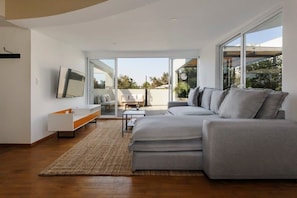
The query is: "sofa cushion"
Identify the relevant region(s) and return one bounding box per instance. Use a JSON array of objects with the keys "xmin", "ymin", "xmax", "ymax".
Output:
[
  {"xmin": 200, "ymin": 88, "xmax": 213, "ymax": 110},
  {"xmin": 210, "ymin": 89, "xmax": 227, "ymax": 114},
  {"xmin": 187, "ymin": 87, "xmax": 200, "ymax": 106},
  {"xmin": 255, "ymin": 91, "xmax": 288, "ymax": 119},
  {"xmin": 129, "ymin": 138, "xmax": 202, "ymax": 152},
  {"xmin": 131, "ymin": 115, "xmax": 205, "ymax": 141},
  {"xmin": 218, "ymin": 88, "xmax": 269, "ymax": 118}
]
